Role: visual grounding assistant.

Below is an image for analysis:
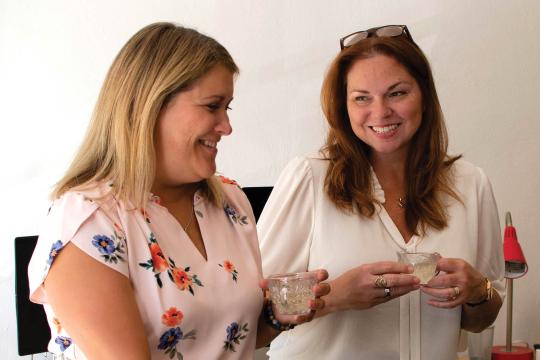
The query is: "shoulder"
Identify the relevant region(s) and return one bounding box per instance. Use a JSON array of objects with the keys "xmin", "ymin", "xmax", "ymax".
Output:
[
  {"xmin": 449, "ymin": 158, "xmax": 492, "ymax": 195},
  {"xmin": 215, "ymin": 175, "xmax": 251, "ymax": 211},
  {"xmin": 451, "ymin": 158, "xmax": 489, "ymax": 183},
  {"xmin": 280, "ymin": 153, "xmax": 329, "ymax": 181},
  {"xmin": 47, "ymin": 183, "xmax": 121, "ymax": 239}
]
